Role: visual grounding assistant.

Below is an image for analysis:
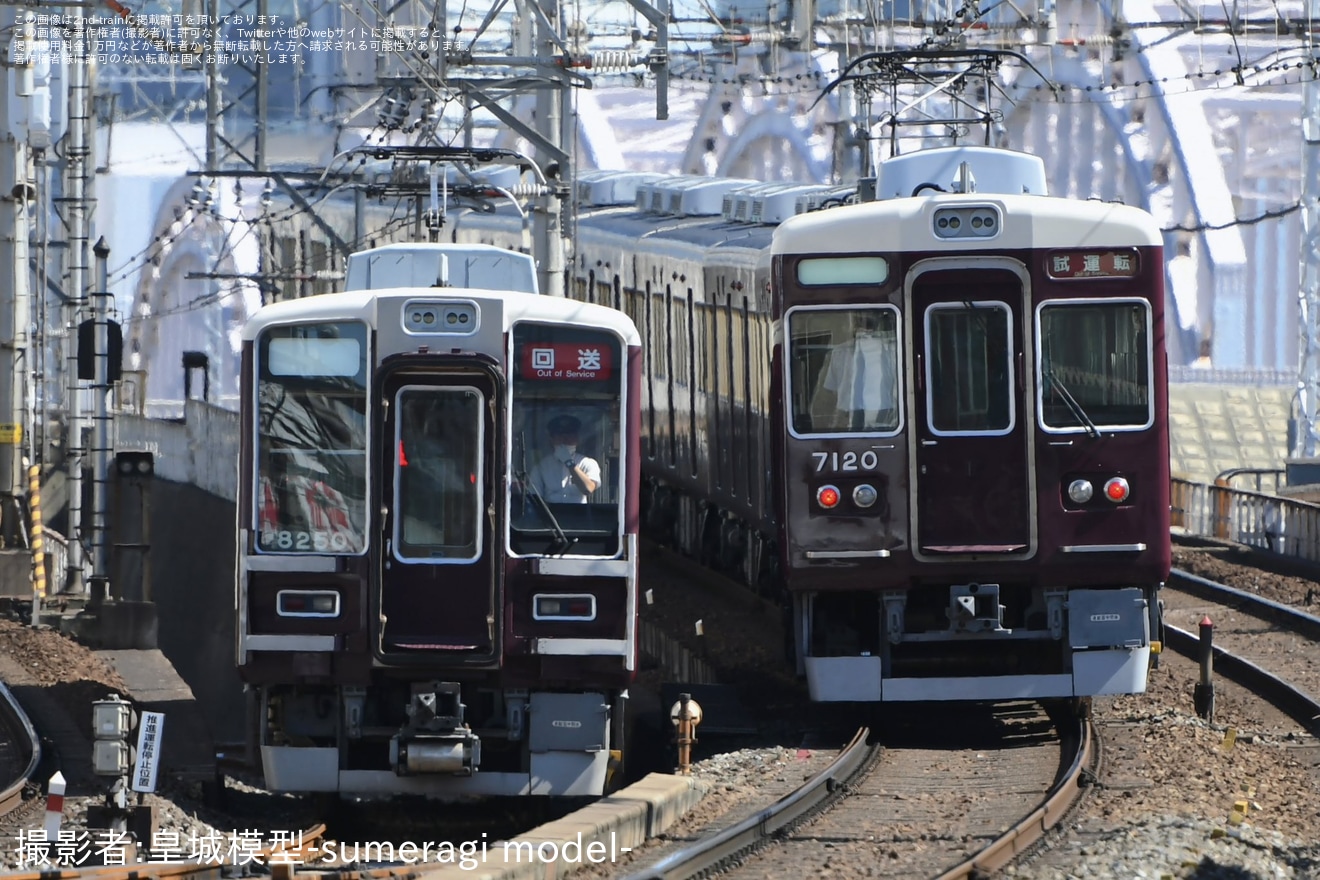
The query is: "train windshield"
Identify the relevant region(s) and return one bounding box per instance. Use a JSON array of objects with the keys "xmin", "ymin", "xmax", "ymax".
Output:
[
  {"xmin": 1038, "ymin": 300, "xmax": 1152, "ymax": 431},
  {"xmin": 787, "ymin": 306, "xmax": 901, "ymax": 436},
  {"xmin": 507, "ymin": 322, "xmax": 625, "ymax": 557},
  {"xmin": 254, "ymin": 321, "xmax": 369, "ymax": 554}
]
